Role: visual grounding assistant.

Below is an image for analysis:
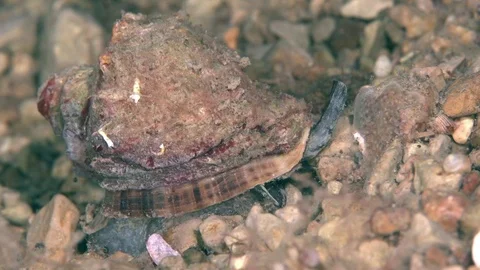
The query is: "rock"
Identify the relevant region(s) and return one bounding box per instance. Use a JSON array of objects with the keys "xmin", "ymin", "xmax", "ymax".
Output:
[
  {"xmin": 26, "ymin": 194, "xmax": 80, "ymax": 267},
  {"xmin": 414, "ymin": 158, "xmax": 462, "ymax": 193},
  {"xmin": 473, "ymin": 231, "xmax": 480, "ymax": 267},
  {"xmin": 461, "ymin": 171, "xmax": 480, "ymax": 195},
  {"xmin": 210, "ymin": 254, "xmax": 230, "ymax": 269},
  {"xmin": 453, "ymin": 117, "xmax": 474, "ymax": 144},
  {"xmin": 19, "ymin": 98, "xmax": 44, "ymax": 123},
  {"xmin": 158, "ymin": 255, "xmax": 187, "ymax": 269},
  {"xmin": 341, "ymin": 0, "xmax": 394, "ymax": 19},
  {"xmin": 182, "ymin": 247, "xmax": 208, "ymax": 265},
  {"xmin": 471, "ymin": 150, "xmax": 480, "ymax": 167},
  {"xmin": 40, "ymin": 8, "xmax": 104, "ymax": 82},
  {"xmin": 0, "ymin": 215, "xmax": 23, "ymax": 269},
  {"xmin": 188, "ymin": 262, "xmax": 218, "ymax": 270},
  {"xmin": 443, "ymin": 154, "xmax": 471, "ymax": 174},
  {"xmin": 384, "ymin": 20, "xmax": 404, "ymax": 45},
  {"xmin": 1, "ymin": 201, "xmax": 32, "ymax": 225},
  {"xmin": 88, "ymin": 218, "xmax": 150, "ymax": 256},
  {"xmin": 329, "ymin": 19, "xmax": 365, "ymax": 53},
  {"xmin": 357, "ymin": 239, "xmax": 392, "ymax": 269},
  {"xmin": 389, "ymin": 5, "xmax": 436, "ymax": 38},
  {"xmin": 374, "ymin": 54, "xmax": 393, "ymax": 78},
  {"xmin": 353, "ymin": 75, "xmax": 437, "ymax": 172},
  {"xmin": 270, "ymin": 20, "xmax": 309, "ymax": 50},
  {"xmin": 184, "ymin": 0, "xmax": 223, "ymax": 31},
  {"xmin": 245, "ymin": 205, "xmax": 287, "ymax": 250},
  {"xmin": 312, "ymin": 45, "xmax": 336, "ymax": 67},
  {"xmin": 225, "ymin": 224, "xmax": 254, "ymax": 255},
  {"xmin": 403, "ymin": 142, "xmax": 429, "ymax": 162},
  {"xmin": 412, "ymin": 66, "xmax": 446, "ymax": 91},
  {"xmin": 422, "ymin": 190, "xmax": 468, "ymax": 232},
  {"xmin": 269, "ymin": 40, "xmax": 315, "ymax": 80},
  {"xmin": 317, "ymin": 156, "xmax": 357, "ymax": 182},
  {"xmin": 199, "ymin": 215, "xmax": 232, "ymax": 252},
  {"xmin": 362, "ymin": 20, "xmax": 385, "ymax": 59},
  {"xmin": 311, "ymin": 17, "xmax": 335, "ymax": 43},
  {"xmin": 370, "ymin": 207, "xmax": 411, "ymax": 235},
  {"xmin": 146, "ymin": 233, "xmax": 180, "ymax": 265},
  {"xmin": 310, "ymin": 0, "xmax": 325, "ymax": 17},
  {"xmin": 472, "ymin": 117, "xmax": 480, "ymax": 147},
  {"xmin": 285, "ymin": 184, "xmax": 302, "ymax": 205},
  {"xmin": 438, "ymin": 56, "xmax": 466, "ymax": 79},
  {"xmin": 0, "ymin": 52, "xmax": 9, "ymax": 75},
  {"xmin": 224, "ymin": 26, "xmax": 240, "ymax": 50},
  {"xmin": 443, "ymin": 72, "xmax": 480, "ymax": 117},
  {"xmin": 446, "ymin": 24, "xmax": 476, "ymax": 45},
  {"xmin": 429, "ymin": 135, "xmax": 452, "ymax": 162},
  {"xmin": 275, "ymin": 205, "xmax": 308, "ymax": 232},
  {"xmin": 424, "ymin": 245, "xmax": 450, "ymax": 268},
  {"xmin": 365, "ymin": 138, "xmax": 403, "ymax": 197},
  {"xmin": 0, "ymin": 10, "xmax": 37, "ymax": 53},
  {"xmin": 164, "ymin": 218, "xmax": 202, "ymax": 253},
  {"xmin": 461, "ymin": 202, "xmax": 480, "ymax": 235},
  {"xmin": 64, "ymin": 257, "xmax": 139, "ymax": 270},
  {"xmin": 10, "ymin": 52, "xmax": 35, "ymax": 78},
  {"xmin": 327, "ymin": 181, "xmax": 343, "ymax": 195}
]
